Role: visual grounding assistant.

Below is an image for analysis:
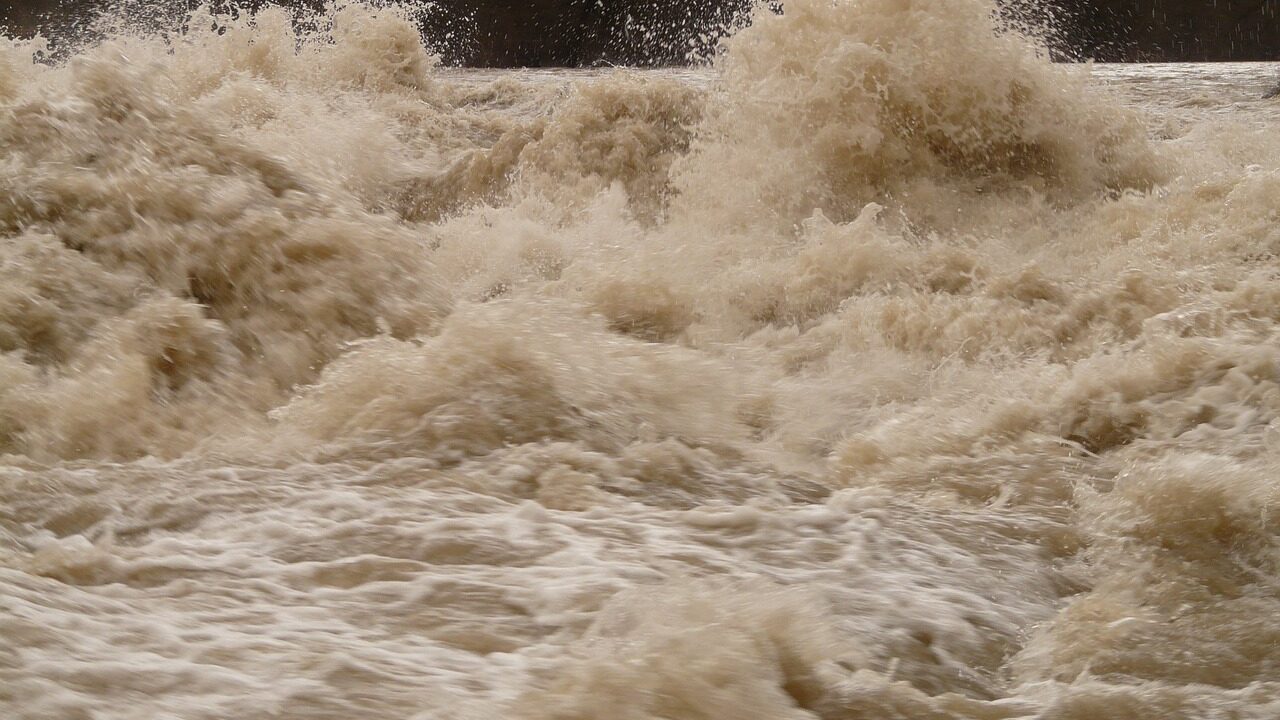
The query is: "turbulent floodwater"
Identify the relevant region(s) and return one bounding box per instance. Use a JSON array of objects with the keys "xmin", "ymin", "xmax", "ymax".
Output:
[{"xmin": 2, "ymin": 1, "xmax": 1280, "ymax": 718}]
